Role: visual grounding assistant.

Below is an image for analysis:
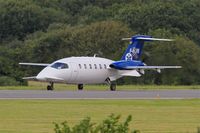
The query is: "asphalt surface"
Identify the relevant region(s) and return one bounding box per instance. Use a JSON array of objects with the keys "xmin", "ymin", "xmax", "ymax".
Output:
[{"xmin": 0, "ymin": 90, "xmax": 200, "ymax": 99}]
